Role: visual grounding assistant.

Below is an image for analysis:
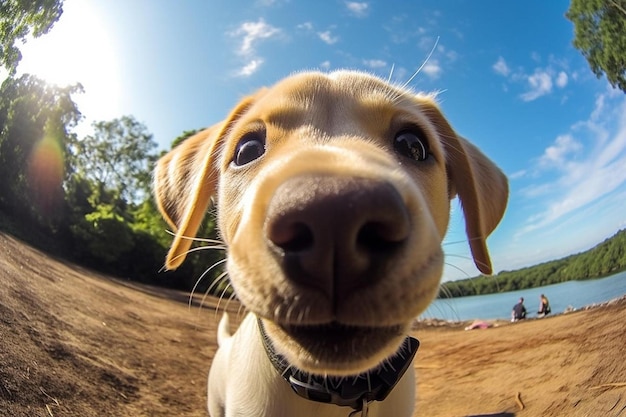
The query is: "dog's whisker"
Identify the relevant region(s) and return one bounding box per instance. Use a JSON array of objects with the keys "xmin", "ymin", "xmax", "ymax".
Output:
[
  {"xmin": 199, "ymin": 274, "xmax": 229, "ymax": 320},
  {"xmin": 197, "ymin": 273, "xmax": 229, "ymax": 319},
  {"xmin": 443, "ymin": 257, "xmax": 478, "ymax": 287},
  {"xmin": 387, "ymin": 63, "xmax": 395, "ymax": 83},
  {"xmin": 184, "ymin": 244, "xmax": 227, "ymax": 255},
  {"xmin": 223, "ymin": 289, "xmax": 237, "ymax": 312},
  {"xmin": 443, "ymin": 254, "xmax": 474, "ymax": 266},
  {"xmin": 188, "ymin": 236, "xmax": 226, "ymax": 245},
  {"xmin": 437, "ymin": 281, "xmax": 455, "ymax": 299},
  {"xmin": 443, "ymin": 238, "xmax": 473, "ymax": 246},
  {"xmin": 464, "ymin": 234, "xmax": 490, "ymax": 244},
  {"xmin": 203, "ymin": 271, "xmax": 230, "ymax": 318},
  {"xmin": 165, "ymin": 229, "xmax": 226, "ymax": 246},
  {"xmin": 201, "ymin": 262, "xmax": 229, "ymax": 296},
  {"xmin": 189, "ymin": 258, "xmax": 228, "ymax": 308},
  {"xmin": 236, "ymin": 303, "xmax": 247, "ymax": 321},
  {"xmin": 401, "ymin": 36, "xmax": 440, "ymax": 90},
  {"xmin": 167, "ymin": 244, "xmax": 226, "ymax": 267},
  {"xmin": 215, "ymin": 282, "xmax": 233, "ymax": 316}
]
